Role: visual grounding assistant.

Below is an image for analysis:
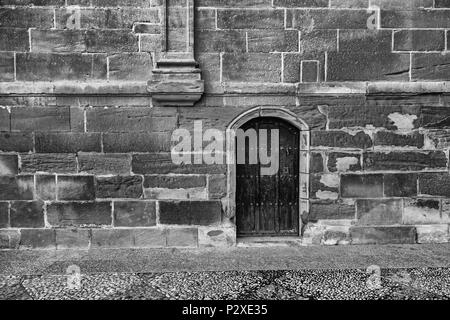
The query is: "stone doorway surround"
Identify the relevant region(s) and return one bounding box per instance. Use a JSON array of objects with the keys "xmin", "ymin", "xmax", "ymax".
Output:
[{"xmin": 225, "ymin": 106, "xmax": 311, "ymax": 244}]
